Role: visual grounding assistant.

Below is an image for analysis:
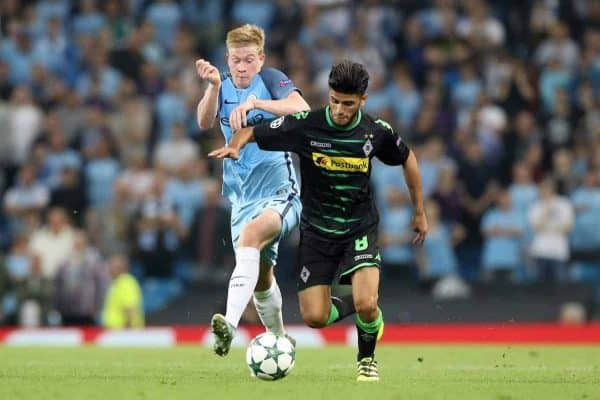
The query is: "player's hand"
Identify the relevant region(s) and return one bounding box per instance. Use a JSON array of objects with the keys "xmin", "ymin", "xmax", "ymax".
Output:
[
  {"xmin": 208, "ymin": 146, "xmax": 240, "ymax": 160},
  {"xmin": 195, "ymin": 59, "xmax": 220, "ymax": 86},
  {"xmin": 229, "ymin": 97, "xmax": 256, "ymax": 131},
  {"xmin": 411, "ymin": 211, "xmax": 428, "ymax": 246}
]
